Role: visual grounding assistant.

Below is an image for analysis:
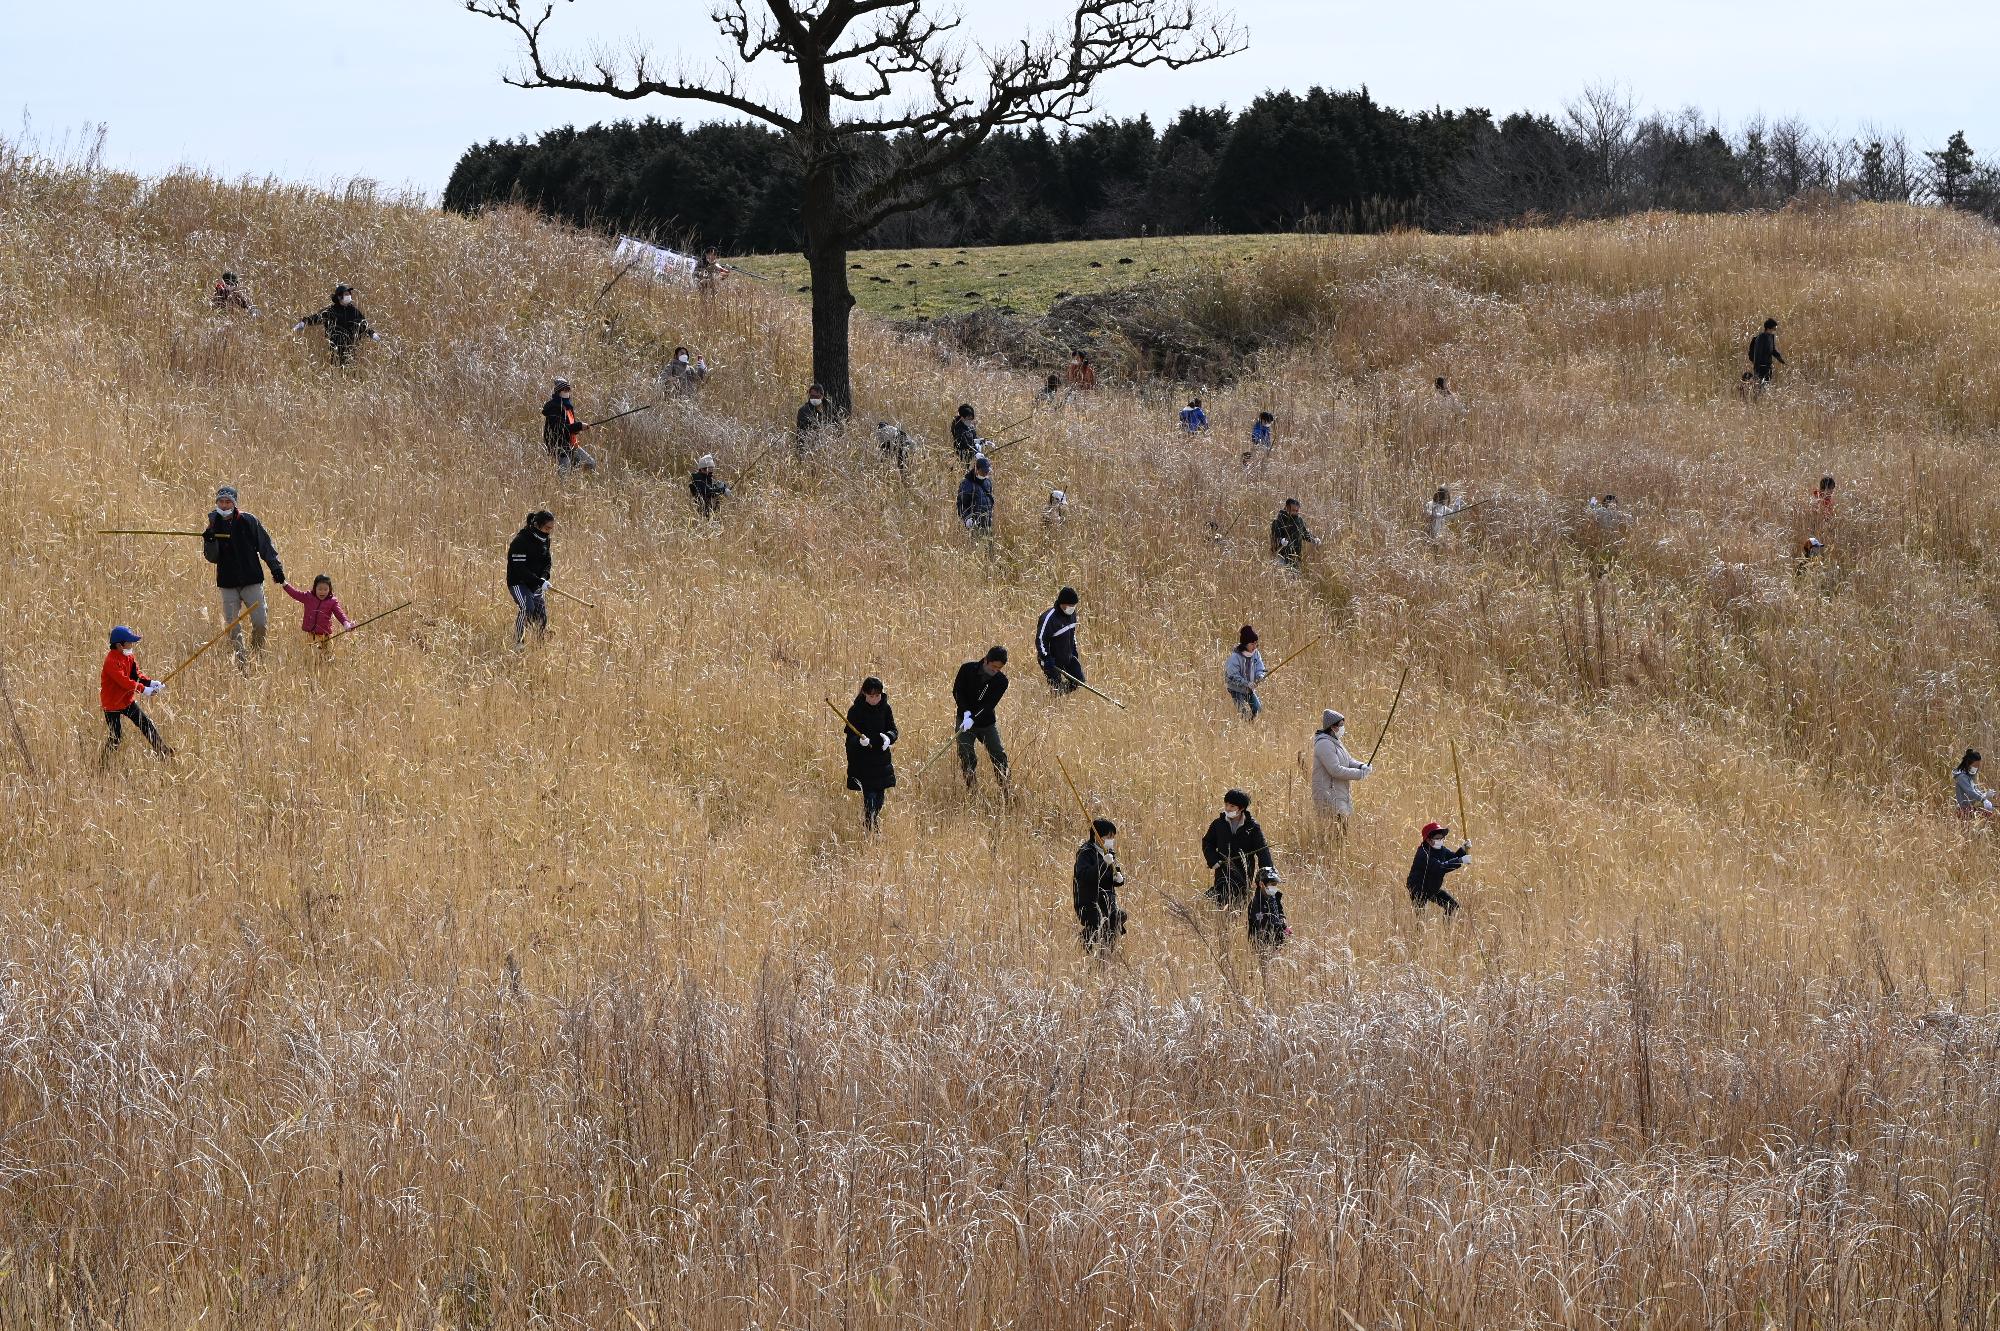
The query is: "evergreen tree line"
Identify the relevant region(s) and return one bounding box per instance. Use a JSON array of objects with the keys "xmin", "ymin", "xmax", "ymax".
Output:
[{"xmin": 442, "ymin": 85, "xmax": 2000, "ymax": 251}]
